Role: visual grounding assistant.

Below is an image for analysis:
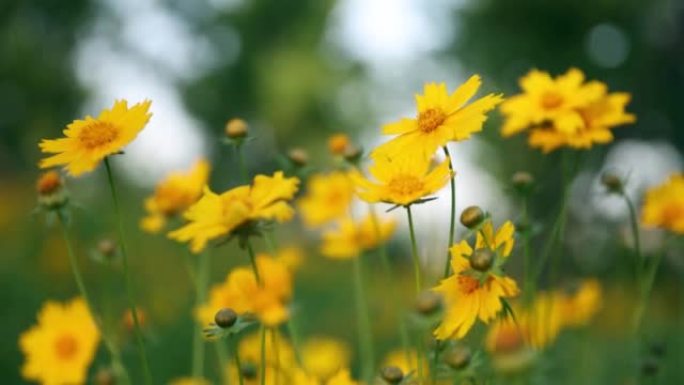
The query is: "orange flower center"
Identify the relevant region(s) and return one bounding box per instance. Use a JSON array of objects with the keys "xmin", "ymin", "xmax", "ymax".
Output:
[
  {"xmin": 36, "ymin": 171, "xmax": 62, "ymax": 195},
  {"xmin": 78, "ymin": 122, "xmax": 119, "ymax": 149},
  {"xmin": 540, "ymin": 92, "xmax": 563, "ymax": 110},
  {"xmin": 388, "ymin": 175, "xmax": 424, "ymax": 199},
  {"xmin": 662, "ymin": 203, "xmax": 684, "ymax": 227},
  {"xmin": 54, "ymin": 334, "xmax": 78, "ymax": 360},
  {"xmin": 457, "ymin": 275, "xmax": 481, "ymax": 294},
  {"xmin": 493, "ymin": 325, "xmax": 525, "ymax": 354},
  {"xmin": 417, "ymin": 108, "xmax": 446, "ymax": 133}
]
